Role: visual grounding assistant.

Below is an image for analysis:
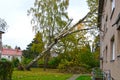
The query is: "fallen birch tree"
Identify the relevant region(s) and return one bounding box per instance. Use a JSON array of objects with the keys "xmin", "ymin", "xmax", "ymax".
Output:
[{"xmin": 25, "ymin": 9, "xmax": 98, "ymax": 70}]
